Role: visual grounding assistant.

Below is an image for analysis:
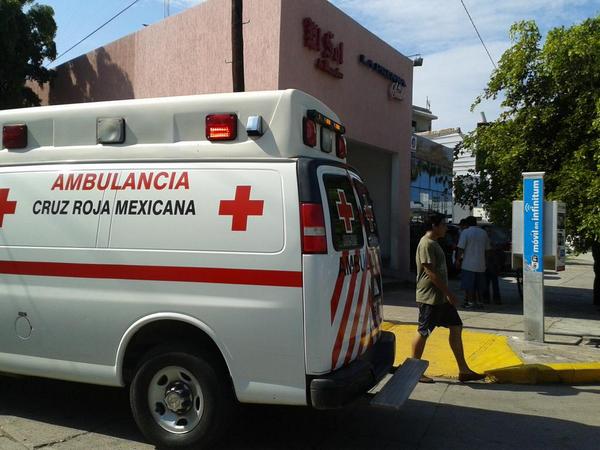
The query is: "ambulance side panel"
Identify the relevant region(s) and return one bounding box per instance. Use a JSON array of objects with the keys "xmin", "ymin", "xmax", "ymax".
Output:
[{"xmin": 0, "ymin": 161, "xmax": 307, "ymax": 405}]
